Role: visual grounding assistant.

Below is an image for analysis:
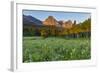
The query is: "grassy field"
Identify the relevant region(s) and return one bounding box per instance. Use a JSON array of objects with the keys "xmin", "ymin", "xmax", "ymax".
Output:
[{"xmin": 23, "ymin": 37, "xmax": 91, "ymax": 62}]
